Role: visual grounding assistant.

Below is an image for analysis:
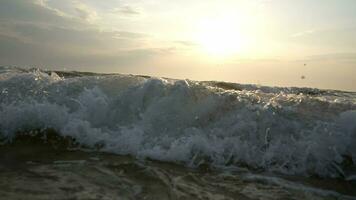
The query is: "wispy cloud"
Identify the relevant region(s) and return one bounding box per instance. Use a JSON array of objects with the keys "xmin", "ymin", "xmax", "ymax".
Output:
[
  {"xmin": 301, "ymin": 53, "xmax": 356, "ymax": 62},
  {"xmin": 112, "ymin": 31, "xmax": 147, "ymax": 39},
  {"xmin": 174, "ymin": 40, "xmax": 198, "ymax": 46},
  {"xmin": 74, "ymin": 3, "xmax": 98, "ymax": 23},
  {"xmin": 291, "ymin": 29, "xmax": 315, "ymax": 38},
  {"xmin": 112, "ymin": 6, "xmax": 141, "ymax": 15}
]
